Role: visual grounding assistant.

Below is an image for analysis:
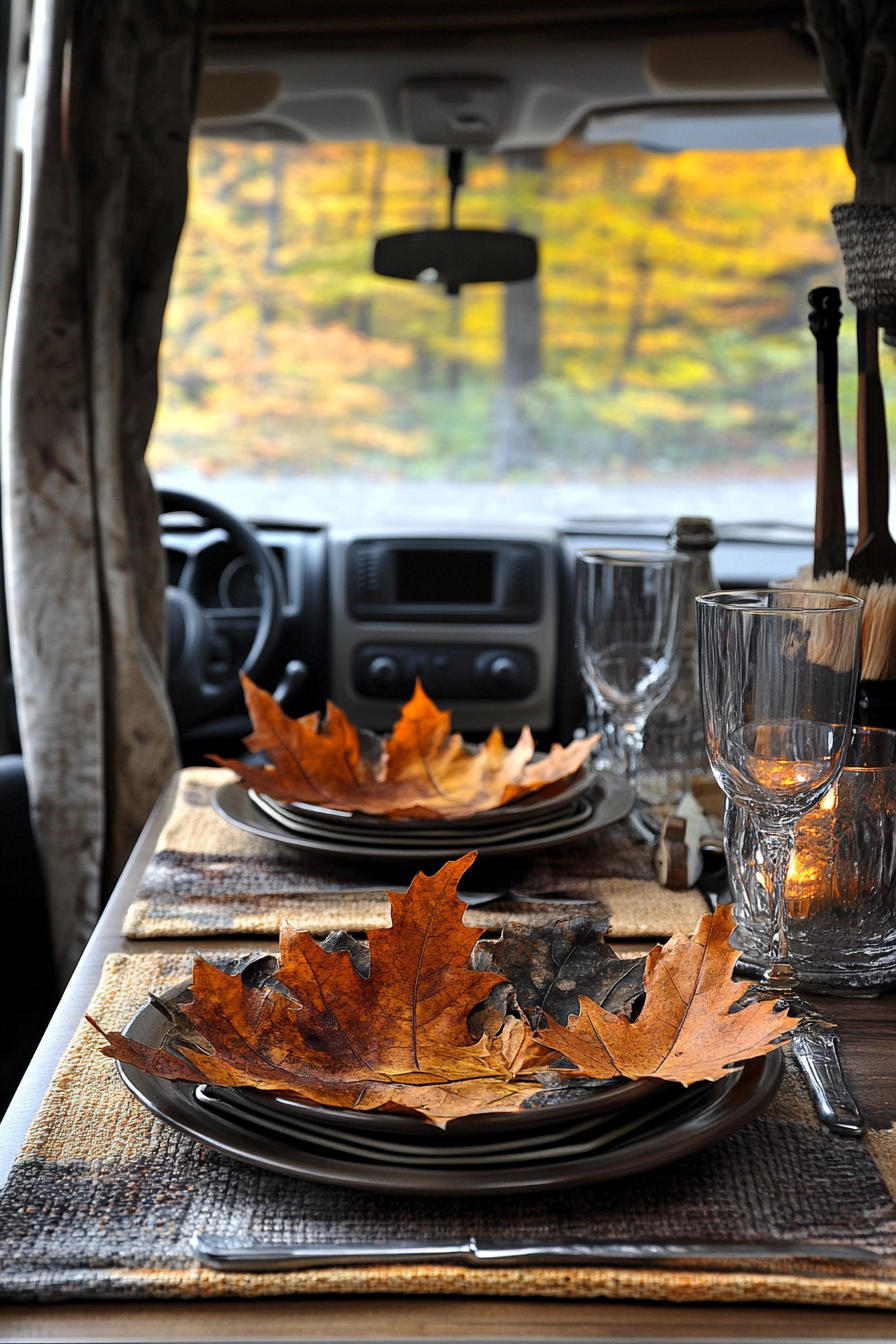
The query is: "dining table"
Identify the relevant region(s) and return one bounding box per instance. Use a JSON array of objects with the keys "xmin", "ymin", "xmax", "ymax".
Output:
[{"xmin": 2, "ymin": 772, "xmax": 896, "ymax": 1343}]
